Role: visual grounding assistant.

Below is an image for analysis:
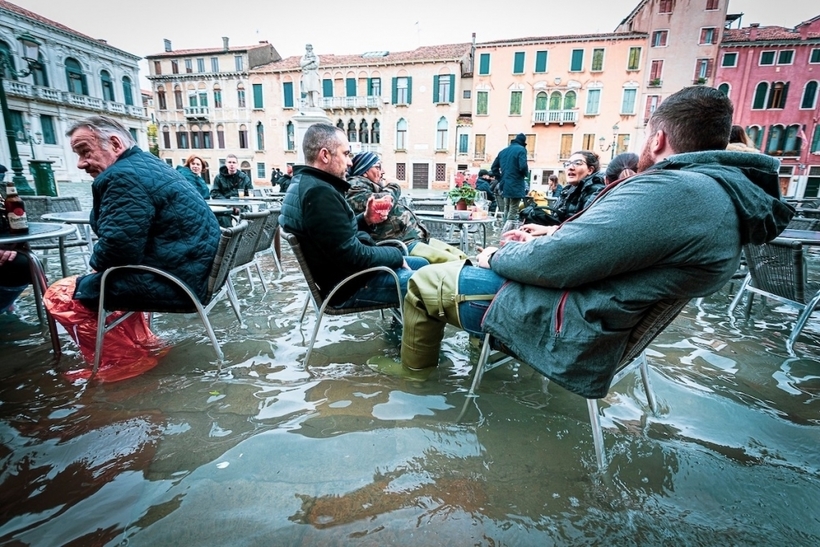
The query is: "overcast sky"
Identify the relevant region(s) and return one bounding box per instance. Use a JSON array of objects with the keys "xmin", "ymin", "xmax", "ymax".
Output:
[{"xmin": 9, "ymin": 0, "xmax": 819, "ymax": 88}]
